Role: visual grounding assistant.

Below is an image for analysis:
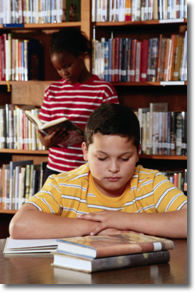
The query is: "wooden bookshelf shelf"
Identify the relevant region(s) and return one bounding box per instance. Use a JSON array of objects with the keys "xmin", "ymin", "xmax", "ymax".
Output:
[
  {"xmin": 112, "ymin": 81, "xmax": 187, "ymax": 86},
  {"xmin": 94, "ymin": 19, "xmax": 187, "ymax": 26},
  {"xmin": 0, "ymin": 81, "xmax": 187, "ymax": 87},
  {"xmin": 139, "ymin": 155, "xmax": 187, "ymax": 160},
  {"xmin": 0, "ymin": 149, "xmax": 48, "ymax": 154},
  {"xmin": 0, "ymin": 210, "xmax": 17, "ymax": 215},
  {"xmin": 0, "ymin": 22, "xmax": 81, "ymax": 30}
]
